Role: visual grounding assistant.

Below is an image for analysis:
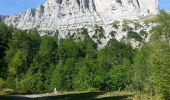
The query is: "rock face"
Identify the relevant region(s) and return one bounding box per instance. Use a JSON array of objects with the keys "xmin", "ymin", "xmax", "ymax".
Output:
[
  {"xmin": 4, "ymin": 0, "xmax": 158, "ymax": 30},
  {"xmin": 3, "ymin": 0, "xmax": 159, "ymax": 48}
]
